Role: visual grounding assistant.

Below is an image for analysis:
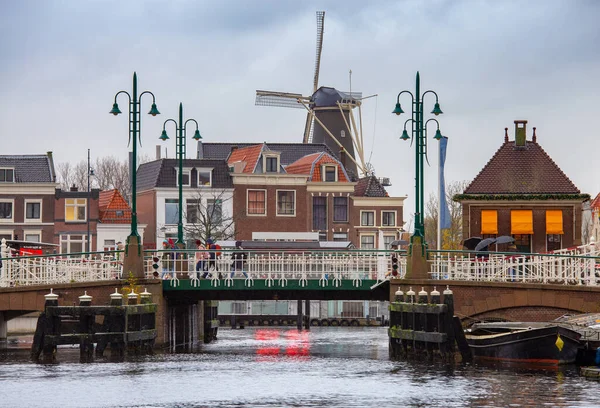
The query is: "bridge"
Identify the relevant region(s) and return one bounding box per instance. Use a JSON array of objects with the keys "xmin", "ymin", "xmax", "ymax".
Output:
[{"xmin": 1, "ymin": 240, "xmax": 598, "ymax": 348}]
